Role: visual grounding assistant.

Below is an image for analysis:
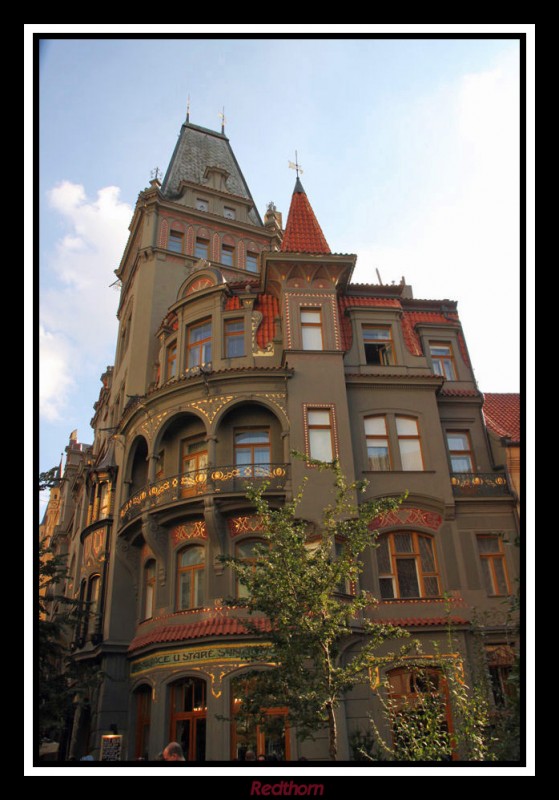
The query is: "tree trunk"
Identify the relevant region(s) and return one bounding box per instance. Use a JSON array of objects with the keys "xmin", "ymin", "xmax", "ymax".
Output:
[{"xmin": 326, "ymin": 701, "xmax": 337, "ymax": 761}]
